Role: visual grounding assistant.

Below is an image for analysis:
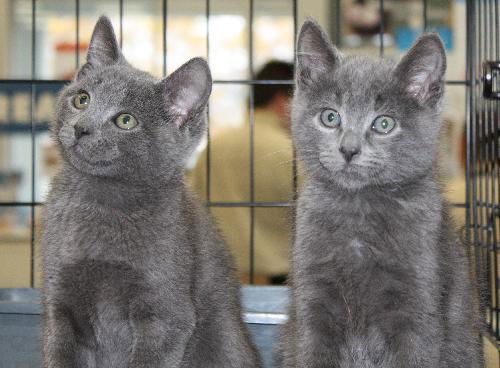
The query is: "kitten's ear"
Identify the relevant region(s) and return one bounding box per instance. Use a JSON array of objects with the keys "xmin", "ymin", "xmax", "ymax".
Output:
[
  {"xmin": 296, "ymin": 19, "xmax": 342, "ymax": 87},
  {"xmin": 161, "ymin": 57, "xmax": 212, "ymax": 128},
  {"xmin": 75, "ymin": 16, "xmax": 122, "ymax": 80},
  {"xmin": 394, "ymin": 33, "xmax": 446, "ymax": 106}
]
